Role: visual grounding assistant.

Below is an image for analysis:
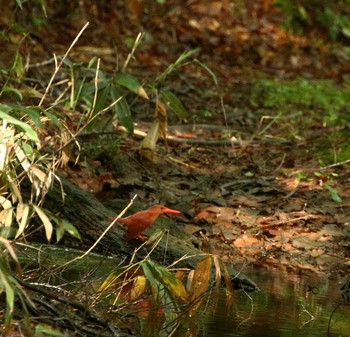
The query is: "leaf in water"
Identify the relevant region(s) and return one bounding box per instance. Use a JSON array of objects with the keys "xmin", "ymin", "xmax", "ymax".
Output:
[
  {"xmin": 219, "ymin": 259, "xmax": 234, "ymax": 309},
  {"xmin": 160, "ymin": 90, "xmax": 188, "ymax": 121},
  {"xmin": 212, "ymin": 255, "xmax": 222, "ymax": 288},
  {"xmin": 115, "ymin": 72, "xmax": 149, "ymax": 99},
  {"xmin": 188, "ymin": 255, "xmax": 212, "ymax": 315}
]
